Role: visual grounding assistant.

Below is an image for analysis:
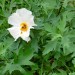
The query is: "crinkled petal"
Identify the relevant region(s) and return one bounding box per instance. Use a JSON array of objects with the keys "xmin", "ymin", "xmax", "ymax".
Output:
[
  {"xmin": 7, "ymin": 27, "xmax": 20, "ymax": 41},
  {"xmin": 16, "ymin": 8, "xmax": 32, "ymax": 21},
  {"xmin": 8, "ymin": 13, "xmax": 22, "ymax": 26},
  {"xmin": 16, "ymin": 8, "xmax": 32, "ymax": 15},
  {"xmin": 16, "ymin": 8, "xmax": 36, "ymax": 26}
]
